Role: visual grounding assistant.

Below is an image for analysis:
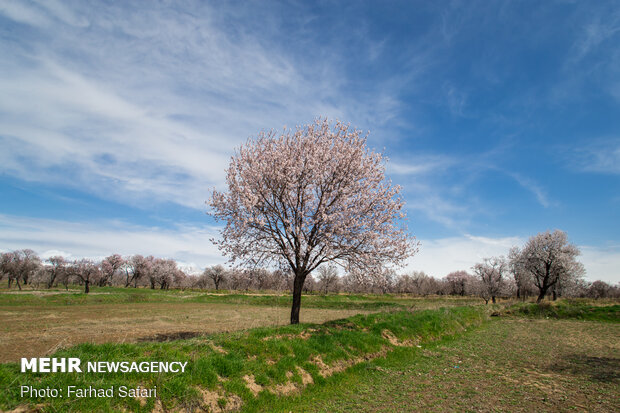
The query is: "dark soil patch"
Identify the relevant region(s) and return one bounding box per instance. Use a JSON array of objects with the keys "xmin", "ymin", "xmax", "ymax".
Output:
[{"xmin": 137, "ymin": 331, "xmax": 203, "ymax": 342}]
